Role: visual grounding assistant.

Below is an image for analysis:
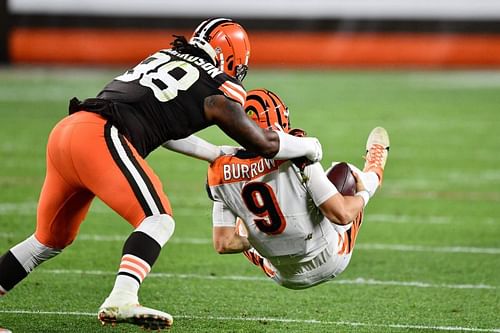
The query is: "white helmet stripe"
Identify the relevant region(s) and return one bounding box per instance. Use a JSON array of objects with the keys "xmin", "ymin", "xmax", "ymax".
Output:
[{"xmin": 195, "ymin": 17, "xmax": 232, "ymax": 40}]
